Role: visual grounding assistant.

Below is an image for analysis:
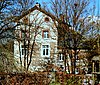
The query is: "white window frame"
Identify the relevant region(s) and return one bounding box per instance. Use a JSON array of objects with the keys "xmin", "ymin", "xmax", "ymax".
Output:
[
  {"xmin": 41, "ymin": 44, "xmax": 50, "ymax": 57},
  {"xmin": 42, "ymin": 30, "xmax": 49, "ymax": 39},
  {"xmin": 59, "ymin": 53, "xmax": 64, "ymax": 61}
]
